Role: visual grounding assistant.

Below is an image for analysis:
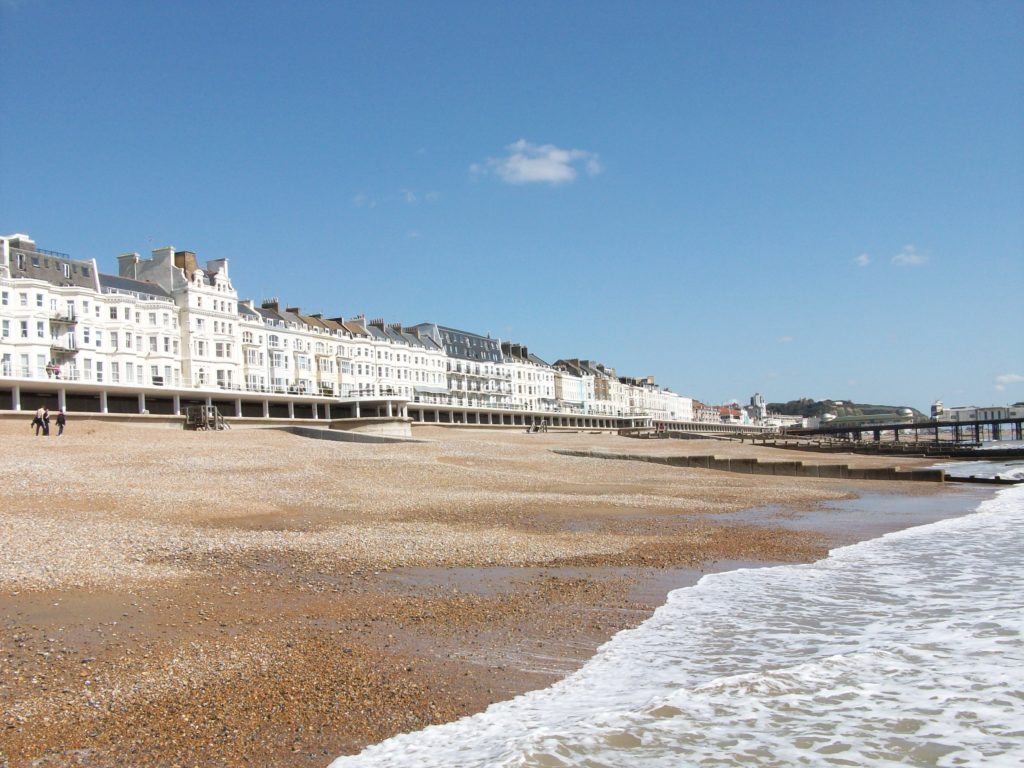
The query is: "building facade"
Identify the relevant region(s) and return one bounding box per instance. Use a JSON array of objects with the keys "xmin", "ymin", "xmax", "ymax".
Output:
[{"xmin": 3, "ymin": 232, "xmax": 746, "ymax": 429}]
